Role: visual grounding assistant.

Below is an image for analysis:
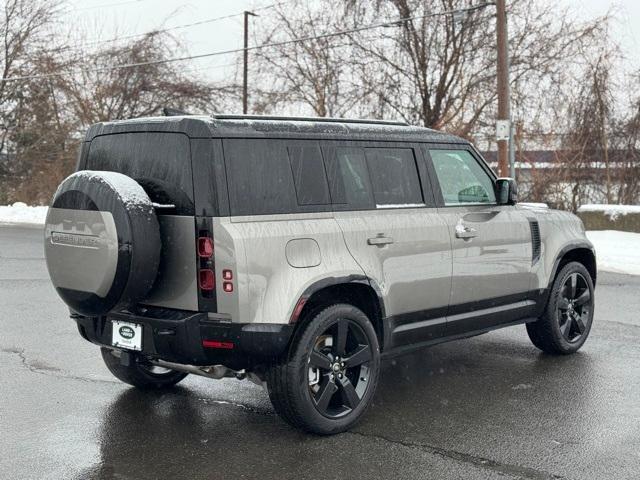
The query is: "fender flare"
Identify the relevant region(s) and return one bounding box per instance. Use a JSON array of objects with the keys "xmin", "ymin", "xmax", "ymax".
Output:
[
  {"xmin": 289, "ymin": 274, "xmax": 386, "ymax": 323},
  {"xmin": 547, "ymin": 241, "xmax": 597, "ymax": 290}
]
